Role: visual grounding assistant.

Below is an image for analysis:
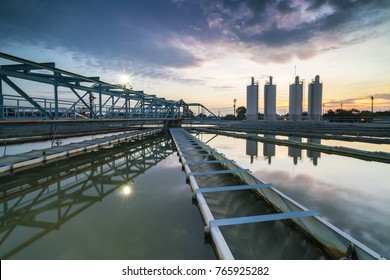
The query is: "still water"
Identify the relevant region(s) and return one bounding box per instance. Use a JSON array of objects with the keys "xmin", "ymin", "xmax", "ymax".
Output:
[
  {"xmin": 0, "ymin": 134, "xmax": 216, "ymax": 259},
  {"xmin": 1, "ymin": 131, "xmax": 389, "ymax": 259},
  {"xmin": 197, "ymin": 133, "xmax": 390, "ymax": 259}
]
